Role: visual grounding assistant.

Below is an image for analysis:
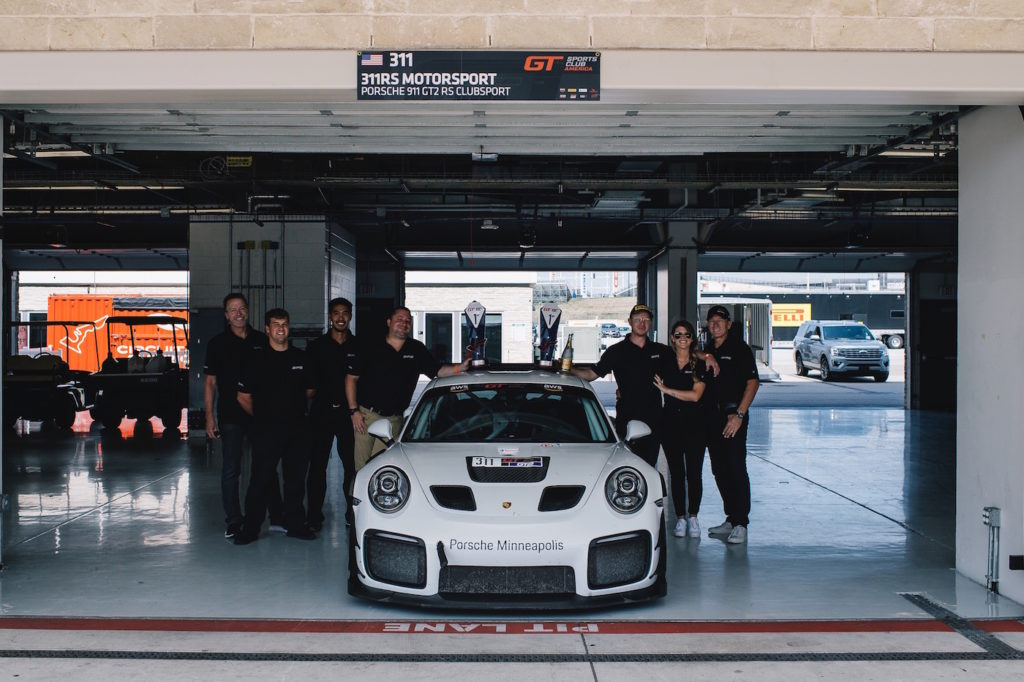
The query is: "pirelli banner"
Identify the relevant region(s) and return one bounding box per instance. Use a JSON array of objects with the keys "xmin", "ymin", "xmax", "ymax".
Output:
[{"xmin": 357, "ymin": 51, "xmax": 600, "ymax": 101}]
